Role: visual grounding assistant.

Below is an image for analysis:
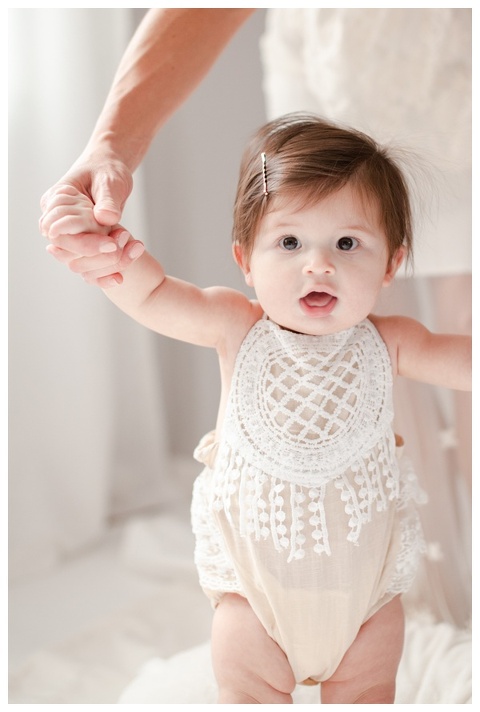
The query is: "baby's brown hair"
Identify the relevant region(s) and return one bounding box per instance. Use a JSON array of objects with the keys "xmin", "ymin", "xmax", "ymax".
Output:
[{"xmin": 232, "ymin": 113, "xmax": 413, "ymax": 268}]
